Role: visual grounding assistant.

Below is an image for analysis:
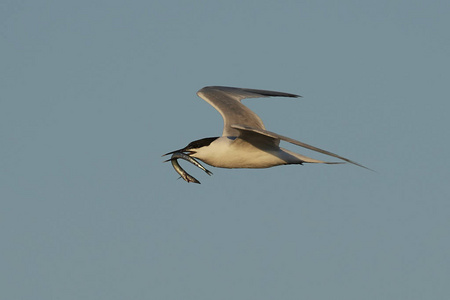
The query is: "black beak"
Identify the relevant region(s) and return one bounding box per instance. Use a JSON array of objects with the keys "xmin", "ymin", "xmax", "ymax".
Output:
[
  {"xmin": 162, "ymin": 148, "xmax": 196, "ymax": 157},
  {"xmin": 162, "ymin": 149, "xmax": 184, "ymax": 157}
]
